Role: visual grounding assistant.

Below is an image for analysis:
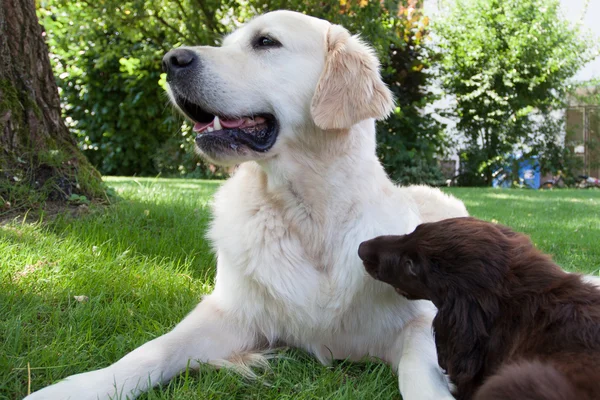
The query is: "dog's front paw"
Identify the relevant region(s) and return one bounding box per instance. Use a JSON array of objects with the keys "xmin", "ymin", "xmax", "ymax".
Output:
[{"xmin": 24, "ymin": 368, "xmax": 120, "ymax": 400}]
